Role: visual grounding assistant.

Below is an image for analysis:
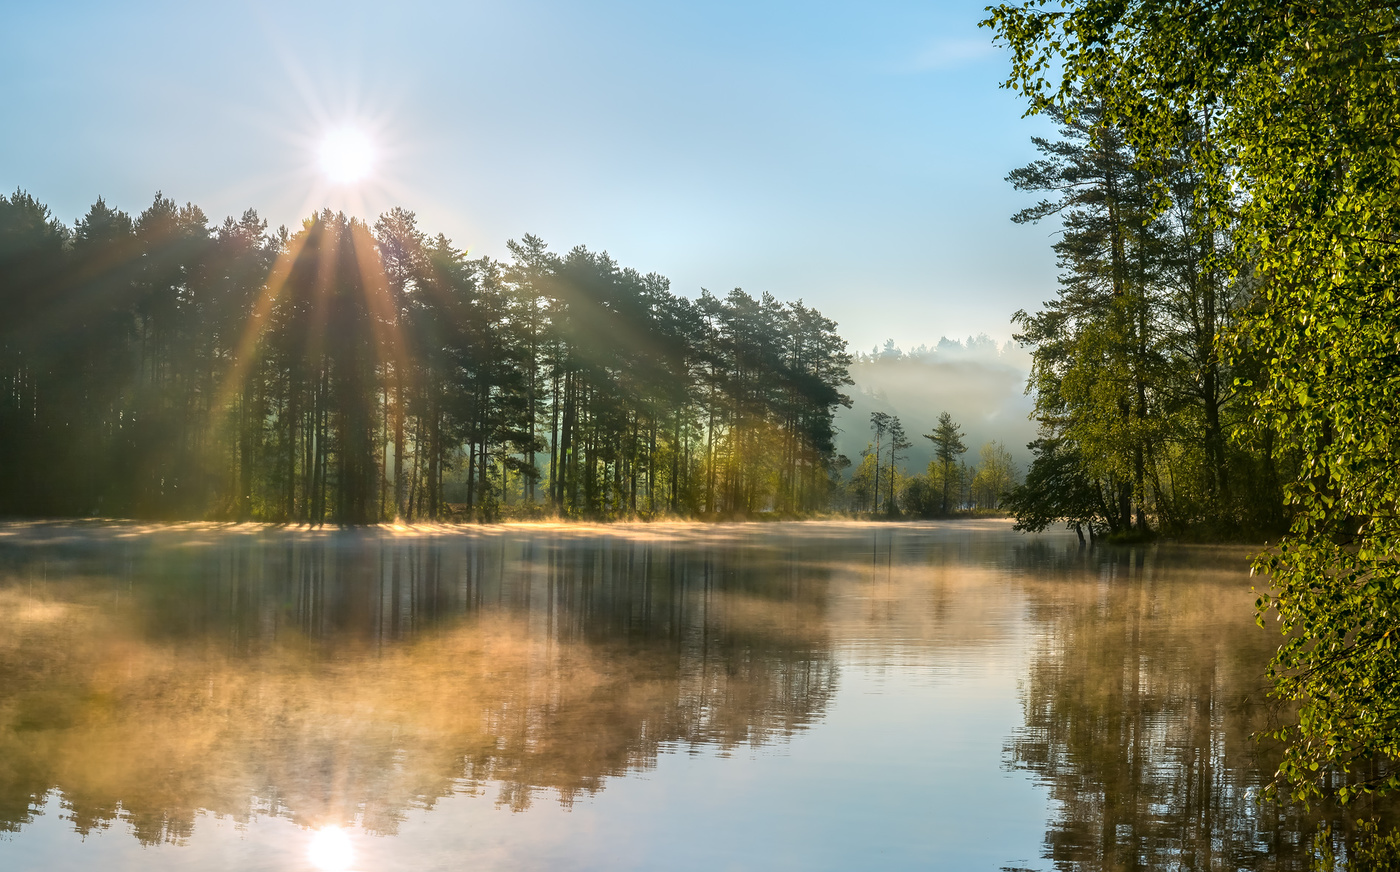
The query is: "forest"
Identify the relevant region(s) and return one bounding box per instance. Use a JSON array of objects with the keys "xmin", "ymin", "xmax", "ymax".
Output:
[
  {"xmin": 986, "ymin": 0, "xmax": 1400, "ymax": 811},
  {"xmin": 0, "ymin": 194, "xmax": 854, "ymax": 522},
  {"xmin": 995, "ymin": 99, "xmax": 1289, "ymax": 543}
]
